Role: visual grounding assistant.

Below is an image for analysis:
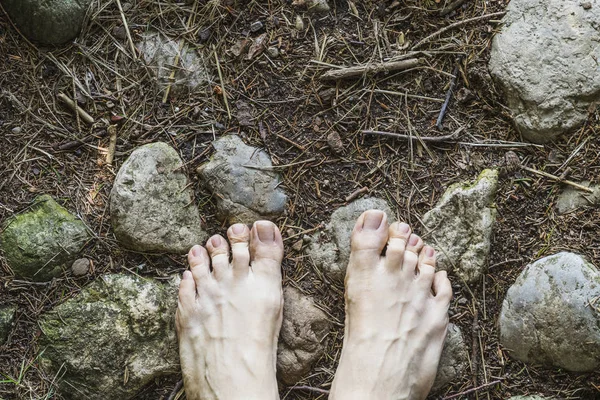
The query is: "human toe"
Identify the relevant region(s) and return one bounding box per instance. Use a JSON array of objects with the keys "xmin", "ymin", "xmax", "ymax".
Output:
[
  {"xmin": 350, "ymin": 210, "xmax": 388, "ymax": 253},
  {"xmin": 400, "ymin": 233, "xmax": 423, "ymax": 277},
  {"xmin": 416, "ymin": 245, "xmax": 436, "ymax": 288},
  {"xmin": 433, "ymin": 270, "xmax": 453, "ymax": 303},
  {"xmin": 250, "ymin": 221, "xmax": 284, "ymax": 272},
  {"xmin": 227, "ymin": 224, "xmax": 250, "ymax": 276},
  {"xmin": 206, "ymin": 234, "xmax": 230, "ymax": 279},
  {"xmin": 188, "ymin": 245, "xmax": 211, "ymax": 287},
  {"xmin": 385, "ymin": 222, "xmax": 411, "ymax": 271}
]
